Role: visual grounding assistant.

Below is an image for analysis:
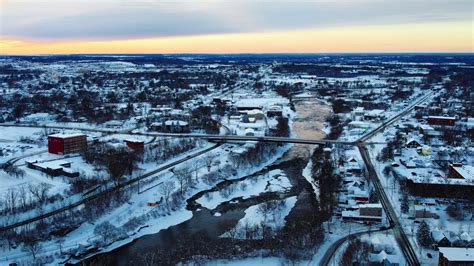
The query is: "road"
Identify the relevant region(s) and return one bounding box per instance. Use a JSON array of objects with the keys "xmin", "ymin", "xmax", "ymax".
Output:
[
  {"xmin": 358, "ymin": 145, "xmax": 420, "ymax": 266},
  {"xmin": 0, "ymin": 143, "xmax": 221, "ymax": 232},
  {"xmin": 321, "ymin": 92, "xmax": 433, "ymax": 266},
  {"xmin": 318, "ymin": 225, "xmax": 393, "ymax": 266},
  {"xmin": 358, "ymin": 93, "xmax": 433, "ymax": 143}
]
